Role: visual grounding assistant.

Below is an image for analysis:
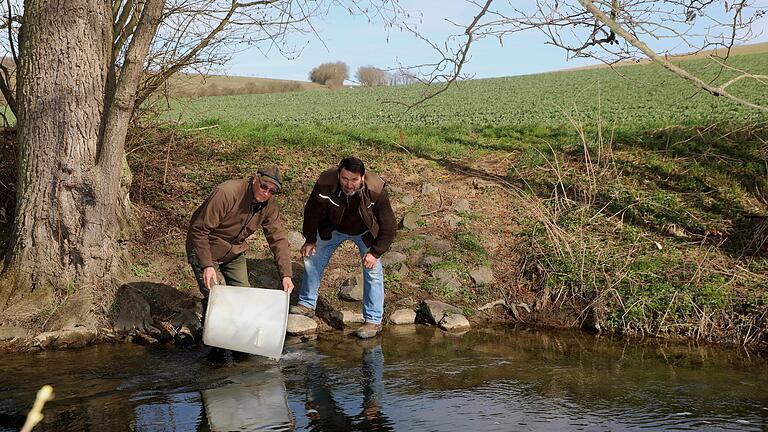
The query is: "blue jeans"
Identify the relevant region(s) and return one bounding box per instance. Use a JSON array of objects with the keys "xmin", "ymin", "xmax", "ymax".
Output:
[{"xmin": 298, "ymin": 231, "xmax": 384, "ymax": 324}]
